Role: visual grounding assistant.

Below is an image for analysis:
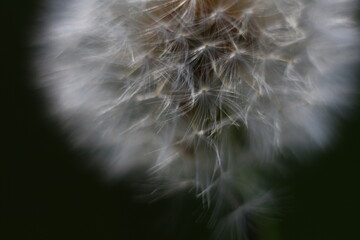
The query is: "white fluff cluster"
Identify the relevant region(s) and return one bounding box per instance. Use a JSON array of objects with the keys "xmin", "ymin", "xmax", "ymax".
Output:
[{"xmin": 37, "ymin": 0, "xmax": 358, "ymax": 238}]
